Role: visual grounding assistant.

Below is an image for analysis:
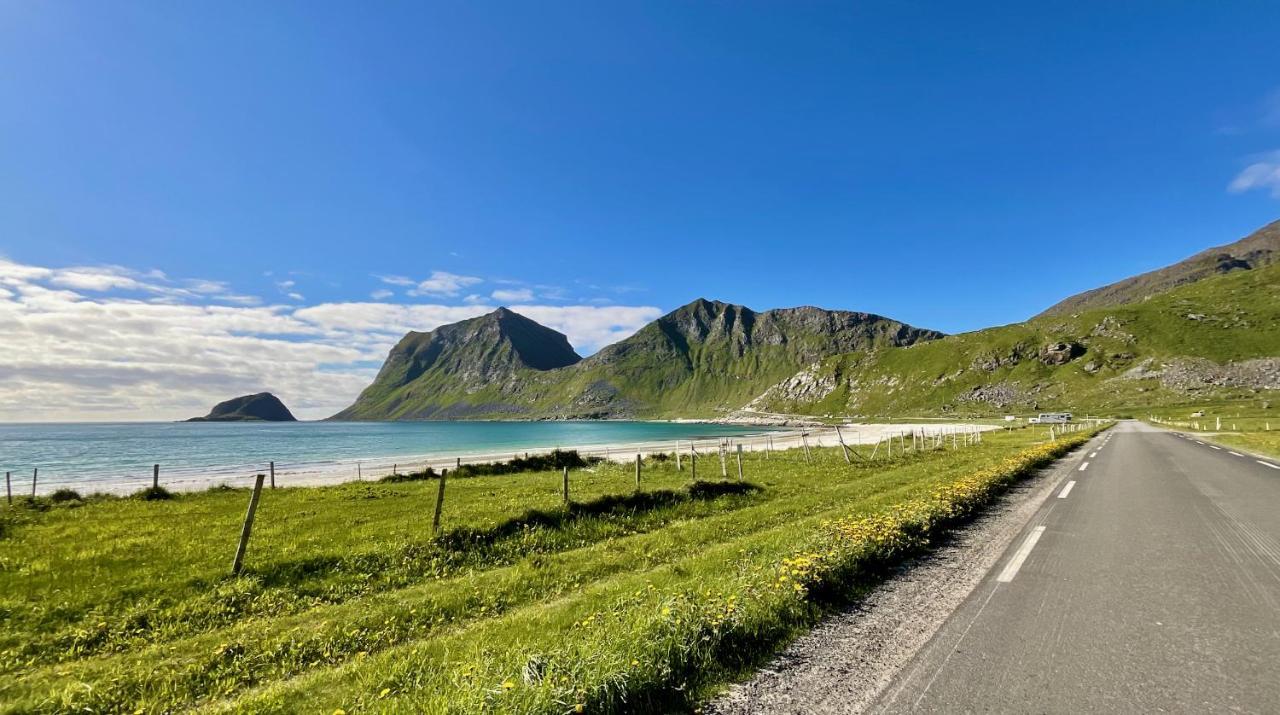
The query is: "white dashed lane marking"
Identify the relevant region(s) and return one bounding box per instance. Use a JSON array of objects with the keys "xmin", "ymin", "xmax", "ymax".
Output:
[
  {"xmin": 1058, "ymin": 481, "xmax": 1076, "ymax": 499},
  {"xmin": 997, "ymin": 526, "xmax": 1047, "ymax": 583}
]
